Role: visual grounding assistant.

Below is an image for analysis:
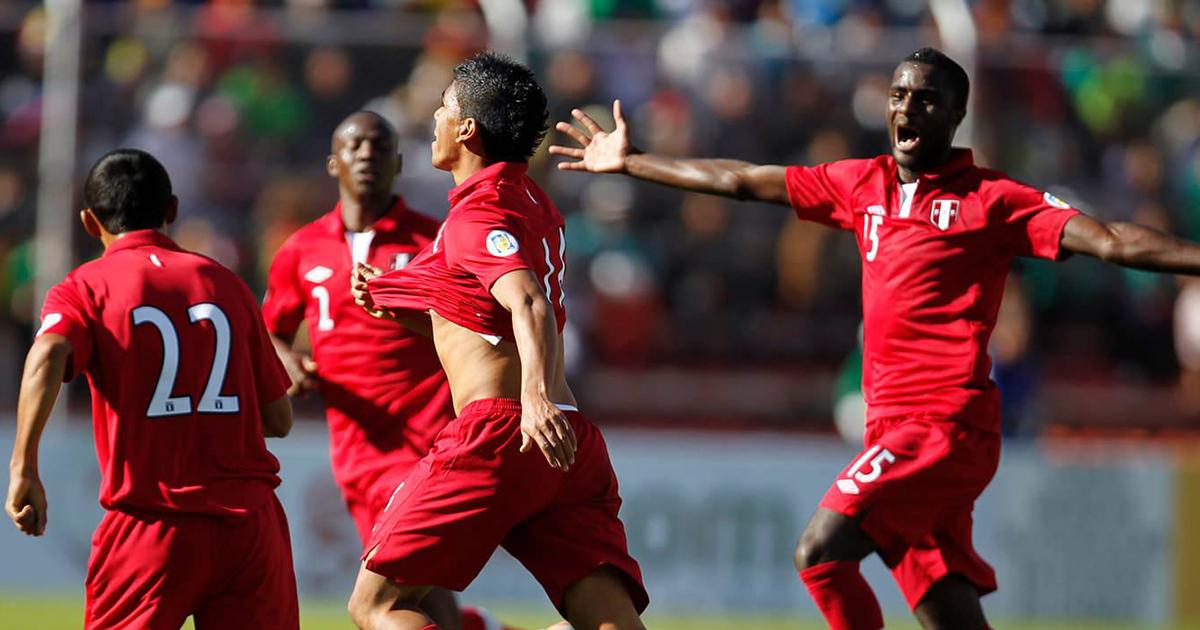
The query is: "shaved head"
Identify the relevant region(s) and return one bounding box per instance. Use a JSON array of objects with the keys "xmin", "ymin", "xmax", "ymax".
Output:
[{"xmin": 331, "ymin": 110, "xmax": 397, "ymax": 152}]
